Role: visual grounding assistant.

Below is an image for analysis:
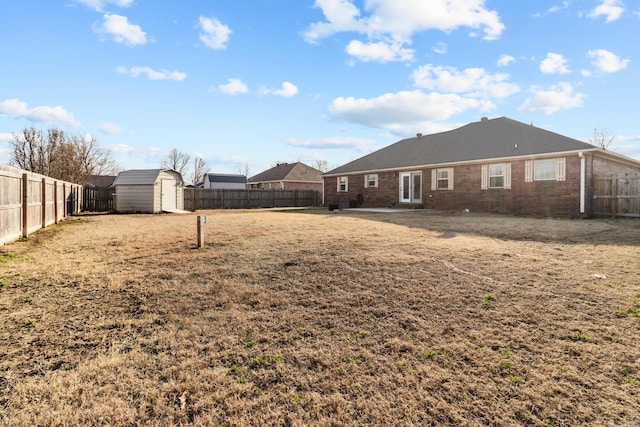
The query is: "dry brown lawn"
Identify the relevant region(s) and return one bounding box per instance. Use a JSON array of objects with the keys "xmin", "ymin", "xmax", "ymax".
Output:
[{"xmin": 1, "ymin": 208, "xmax": 639, "ymax": 426}]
